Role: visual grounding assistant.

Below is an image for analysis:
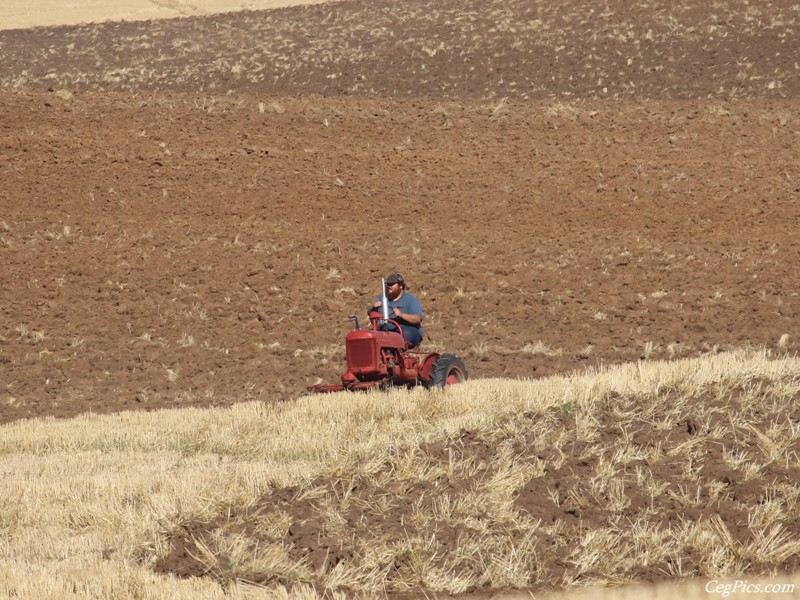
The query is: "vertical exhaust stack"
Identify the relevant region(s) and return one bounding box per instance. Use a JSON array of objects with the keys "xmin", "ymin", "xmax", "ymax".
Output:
[{"xmin": 381, "ymin": 278, "xmax": 390, "ymax": 323}]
